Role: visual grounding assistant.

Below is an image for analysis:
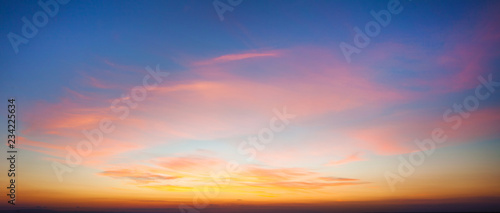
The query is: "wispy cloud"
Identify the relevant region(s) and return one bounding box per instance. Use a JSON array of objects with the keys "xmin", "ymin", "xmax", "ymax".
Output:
[
  {"xmin": 193, "ymin": 51, "xmax": 279, "ymax": 66},
  {"xmin": 99, "ymin": 168, "xmax": 178, "ymax": 184},
  {"xmin": 325, "ymin": 152, "xmax": 364, "ymax": 166}
]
